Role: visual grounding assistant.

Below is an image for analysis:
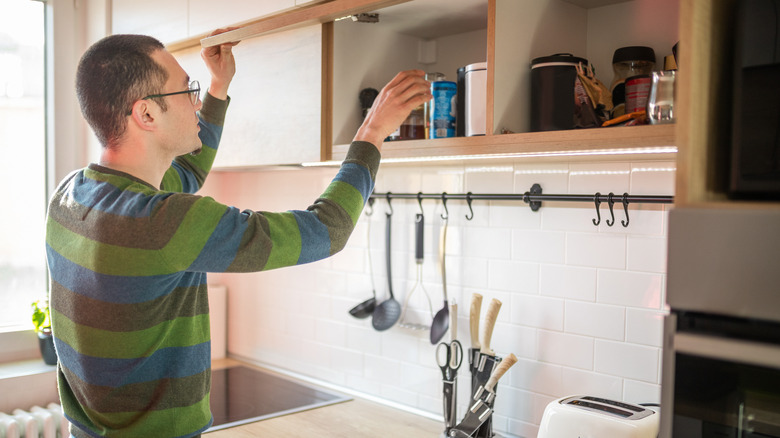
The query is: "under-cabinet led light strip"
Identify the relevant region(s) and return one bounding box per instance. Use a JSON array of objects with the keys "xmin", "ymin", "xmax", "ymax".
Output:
[{"xmin": 301, "ymin": 146, "xmax": 678, "ymax": 167}]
